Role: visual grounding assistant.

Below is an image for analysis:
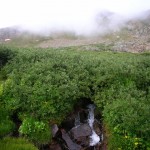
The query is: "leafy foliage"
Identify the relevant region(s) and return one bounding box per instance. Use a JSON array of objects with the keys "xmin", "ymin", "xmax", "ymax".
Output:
[
  {"xmin": 19, "ymin": 117, "xmax": 52, "ymax": 144},
  {"xmin": 0, "ymin": 45, "xmax": 16, "ymax": 69},
  {"xmin": 0, "ymin": 45, "xmax": 150, "ymax": 148},
  {"xmin": 0, "ymin": 137, "xmax": 38, "ymax": 150},
  {"xmin": 0, "ymin": 104, "xmax": 15, "ymax": 137}
]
